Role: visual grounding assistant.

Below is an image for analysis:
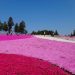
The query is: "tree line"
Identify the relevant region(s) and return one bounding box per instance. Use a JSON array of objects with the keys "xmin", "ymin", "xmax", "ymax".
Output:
[
  {"xmin": 69, "ymin": 30, "xmax": 75, "ymax": 37},
  {"xmin": 31, "ymin": 30, "xmax": 75, "ymax": 37},
  {"xmin": 31, "ymin": 30, "xmax": 59, "ymax": 36},
  {"xmin": 0, "ymin": 17, "xmax": 75, "ymax": 37},
  {"xmin": 0, "ymin": 17, "xmax": 27, "ymax": 35}
]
